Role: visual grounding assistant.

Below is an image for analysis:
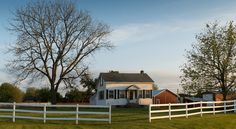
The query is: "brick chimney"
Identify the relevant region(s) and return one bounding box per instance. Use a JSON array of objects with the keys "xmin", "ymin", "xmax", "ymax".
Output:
[{"xmin": 140, "ymin": 70, "xmax": 144, "ymax": 74}]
